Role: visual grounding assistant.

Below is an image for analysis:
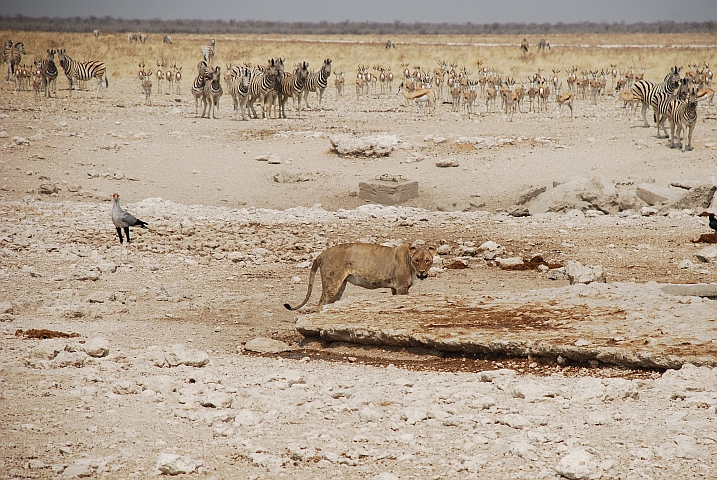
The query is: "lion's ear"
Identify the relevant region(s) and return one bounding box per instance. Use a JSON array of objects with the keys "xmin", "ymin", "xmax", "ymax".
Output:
[
  {"xmin": 409, "ymin": 245, "xmax": 418, "ymax": 255},
  {"xmin": 427, "ymin": 246, "xmax": 437, "ymax": 255}
]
